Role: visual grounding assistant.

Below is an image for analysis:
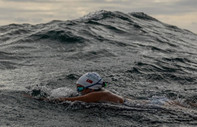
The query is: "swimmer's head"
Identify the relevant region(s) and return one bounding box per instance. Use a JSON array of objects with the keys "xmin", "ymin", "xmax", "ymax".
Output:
[{"xmin": 76, "ymin": 72, "xmax": 107, "ymax": 92}]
